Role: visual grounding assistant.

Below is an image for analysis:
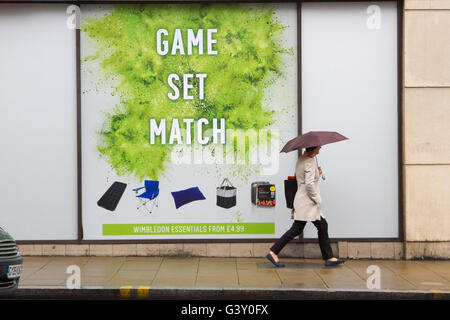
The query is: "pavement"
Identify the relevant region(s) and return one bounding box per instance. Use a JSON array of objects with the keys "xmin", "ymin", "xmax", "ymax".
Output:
[{"xmin": 4, "ymin": 256, "xmax": 450, "ymax": 299}]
